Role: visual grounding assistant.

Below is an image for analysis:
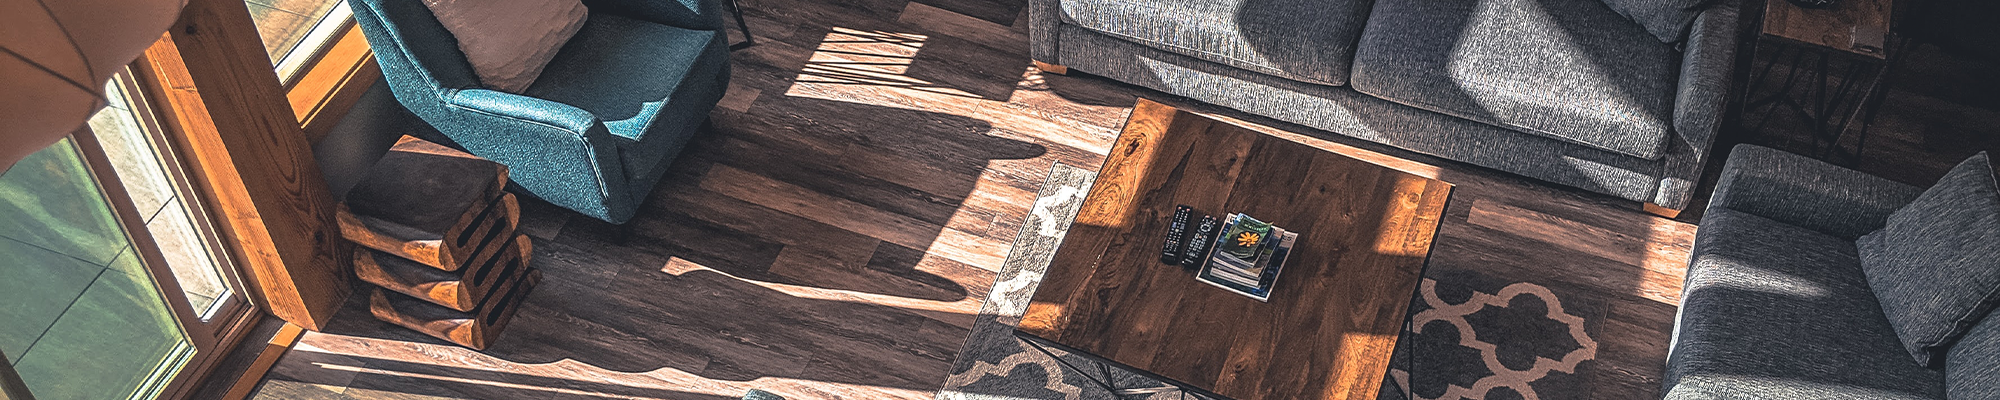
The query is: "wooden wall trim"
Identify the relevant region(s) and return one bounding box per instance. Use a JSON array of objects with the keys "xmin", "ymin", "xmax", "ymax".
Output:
[
  {"xmin": 286, "ymin": 22, "xmax": 381, "ymax": 143},
  {"xmin": 135, "ymin": 0, "xmax": 350, "ymax": 331}
]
